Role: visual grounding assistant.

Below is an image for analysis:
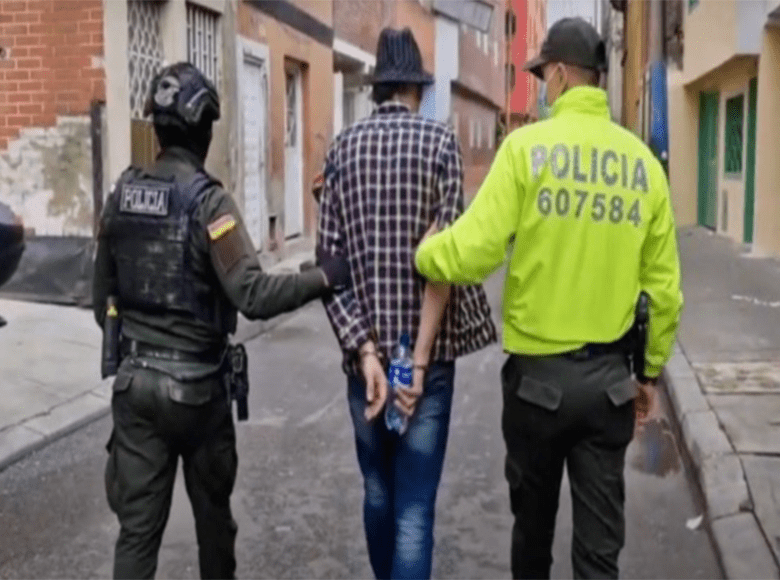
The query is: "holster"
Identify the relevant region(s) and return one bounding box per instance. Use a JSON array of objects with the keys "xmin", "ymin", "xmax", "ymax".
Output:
[
  {"xmin": 224, "ymin": 343, "xmax": 249, "ymax": 421},
  {"xmin": 631, "ymin": 292, "xmax": 650, "ymax": 383},
  {"xmin": 101, "ymin": 297, "xmax": 122, "ymax": 379}
]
